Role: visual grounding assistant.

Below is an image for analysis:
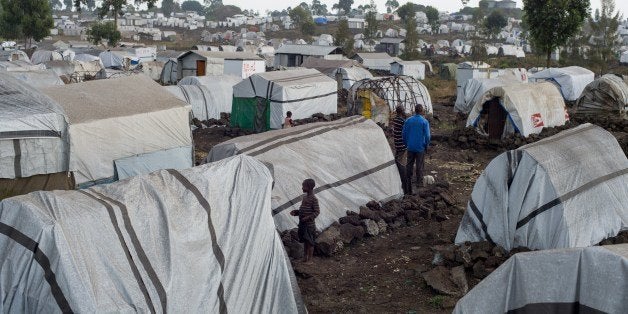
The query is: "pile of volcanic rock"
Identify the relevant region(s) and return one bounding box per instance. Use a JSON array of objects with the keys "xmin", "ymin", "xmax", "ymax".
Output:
[
  {"xmin": 421, "ymin": 230, "xmax": 628, "ymax": 297},
  {"xmin": 449, "ymin": 123, "xmax": 580, "ymax": 150},
  {"xmin": 293, "ymin": 112, "xmax": 344, "ymax": 126},
  {"xmin": 281, "ymin": 182, "xmax": 461, "ymax": 259}
]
